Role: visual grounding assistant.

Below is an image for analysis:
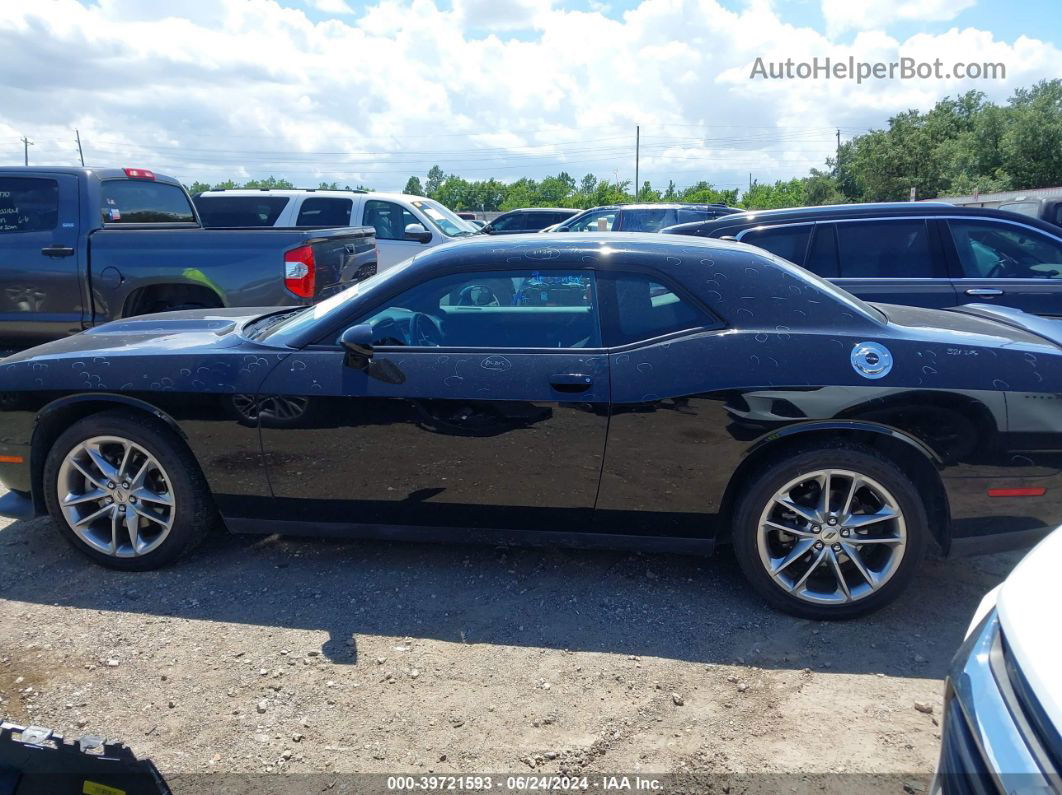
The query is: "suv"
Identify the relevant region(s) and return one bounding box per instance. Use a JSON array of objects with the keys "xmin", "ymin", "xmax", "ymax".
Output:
[
  {"xmin": 193, "ymin": 189, "xmax": 477, "ymax": 271},
  {"xmin": 481, "ymin": 207, "xmax": 579, "ymax": 235},
  {"xmin": 662, "ymin": 202, "xmax": 1062, "ymax": 315},
  {"xmin": 554, "ymin": 203, "xmax": 741, "ymax": 233},
  {"xmin": 997, "ymin": 196, "xmax": 1062, "ymax": 228}
]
